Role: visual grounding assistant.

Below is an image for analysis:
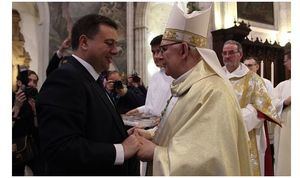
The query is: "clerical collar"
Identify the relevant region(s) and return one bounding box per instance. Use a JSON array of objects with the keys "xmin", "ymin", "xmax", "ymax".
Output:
[
  {"xmin": 223, "ymin": 63, "xmax": 249, "ymax": 79},
  {"xmin": 72, "ymin": 54, "xmax": 99, "ymax": 81}
]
